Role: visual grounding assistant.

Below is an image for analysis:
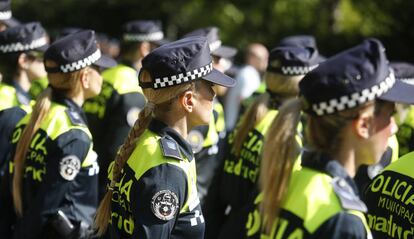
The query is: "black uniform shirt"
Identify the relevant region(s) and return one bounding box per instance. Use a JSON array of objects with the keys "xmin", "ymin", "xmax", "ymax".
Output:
[
  {"xmin": 3, "ymin": 92, "xmax": 99, "ymax": 239},
  {"xmin": 109, "ymin": 119, "xmax": 205, "ymax": 239}
]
